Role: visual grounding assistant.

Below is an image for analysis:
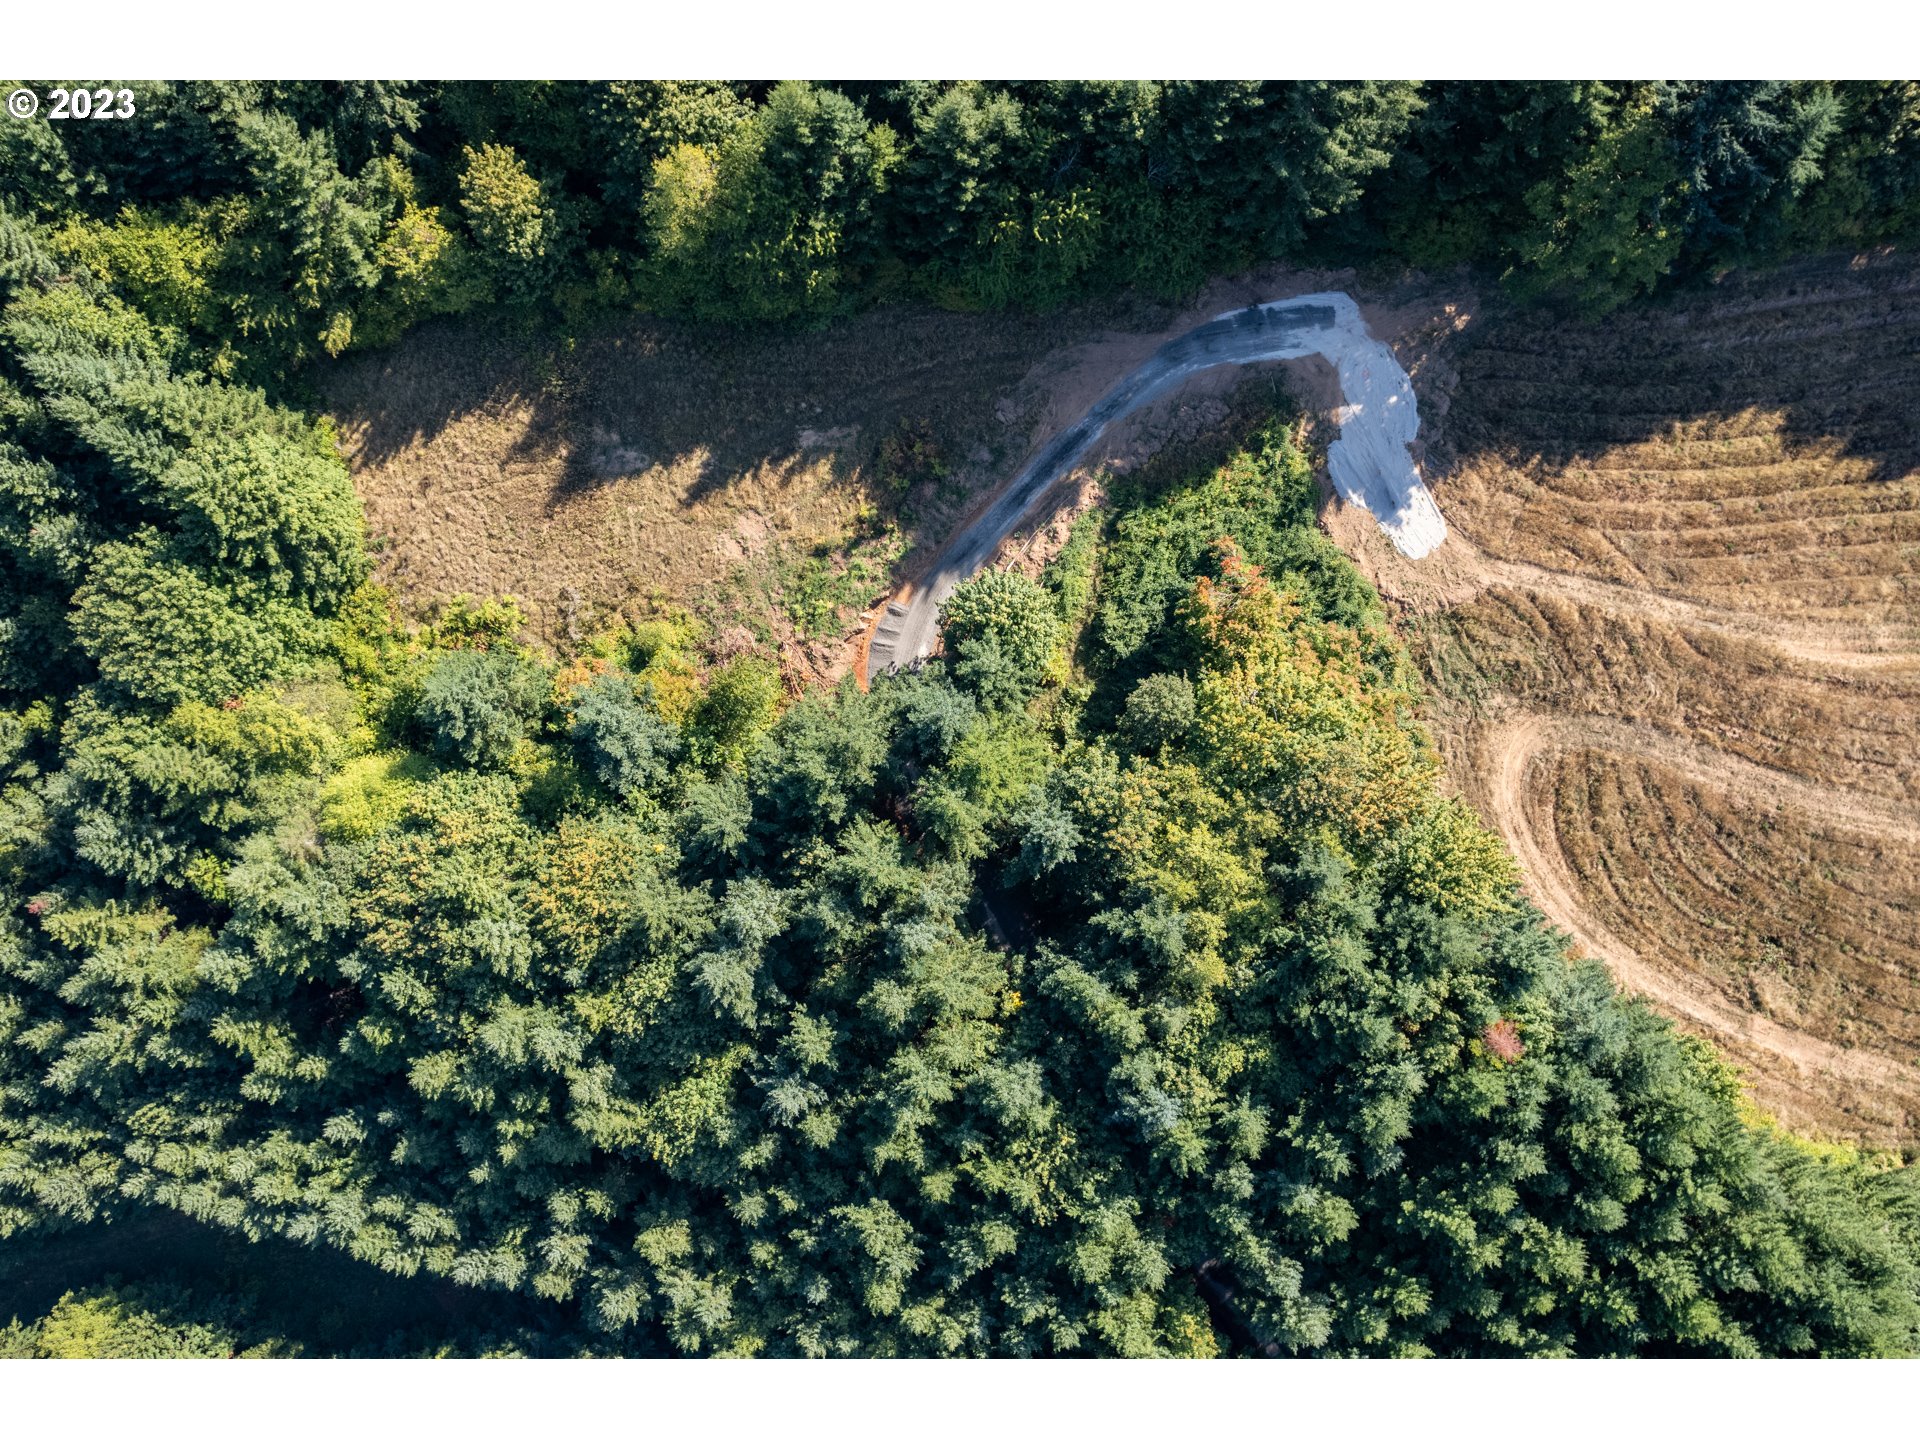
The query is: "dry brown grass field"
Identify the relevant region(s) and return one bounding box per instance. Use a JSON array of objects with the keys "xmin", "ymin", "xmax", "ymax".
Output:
[
  {"xmin": 321, "ymin": 265, "xmax": 1448, "ymax": 687},
  {"xmin": 321, "ymin": 301, "xmax": 1136, "ymax": 684},
  {"xmin": 1344, "ymin": 249, "xmax": 1920, "ymax": 1149}
]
